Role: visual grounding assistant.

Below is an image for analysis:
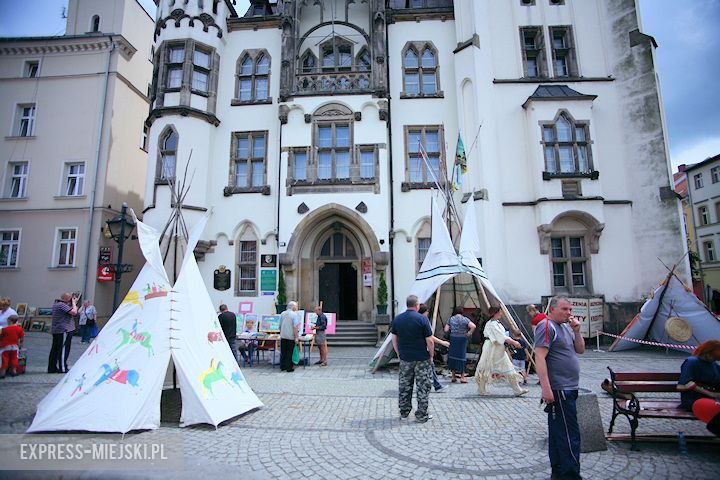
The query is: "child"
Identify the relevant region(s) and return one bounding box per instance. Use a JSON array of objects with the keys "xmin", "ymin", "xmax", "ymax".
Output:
[
  {"xmin": 510, "ymin": 329, "xmax": 529, "ymax": 385},
  {"xmin": 0, "ymin": 315, "xmax": 24, "ymax": 378}
]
